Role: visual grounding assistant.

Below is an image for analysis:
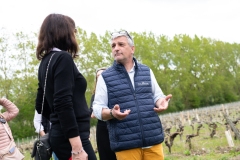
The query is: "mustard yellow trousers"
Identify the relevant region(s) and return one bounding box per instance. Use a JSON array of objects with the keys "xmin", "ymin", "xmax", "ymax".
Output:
[{"xmin": 115, "ymin": 143, "xmax": 164, "ymax": 160}]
